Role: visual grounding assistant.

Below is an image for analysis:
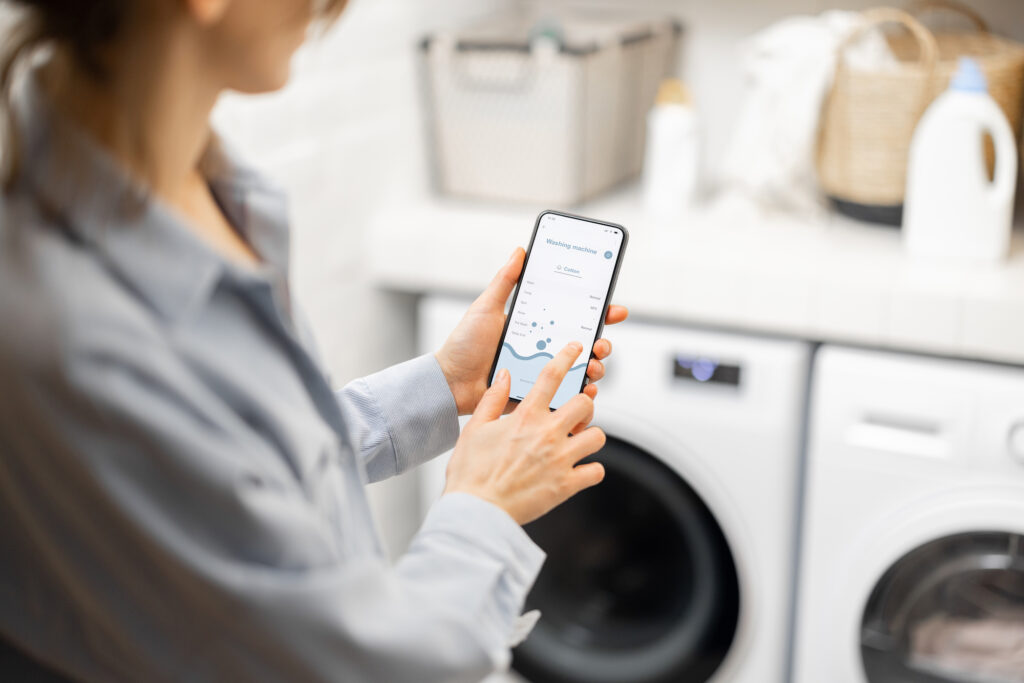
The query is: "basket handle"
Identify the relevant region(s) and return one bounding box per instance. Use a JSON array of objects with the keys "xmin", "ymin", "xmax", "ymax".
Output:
[
  {"xmin": 836, "ymin": 8, "xmax": 939, "ymax": 71},
  {"xmin": 905, "ymin": 0, "xmax": 989, "ymax": 34}
]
